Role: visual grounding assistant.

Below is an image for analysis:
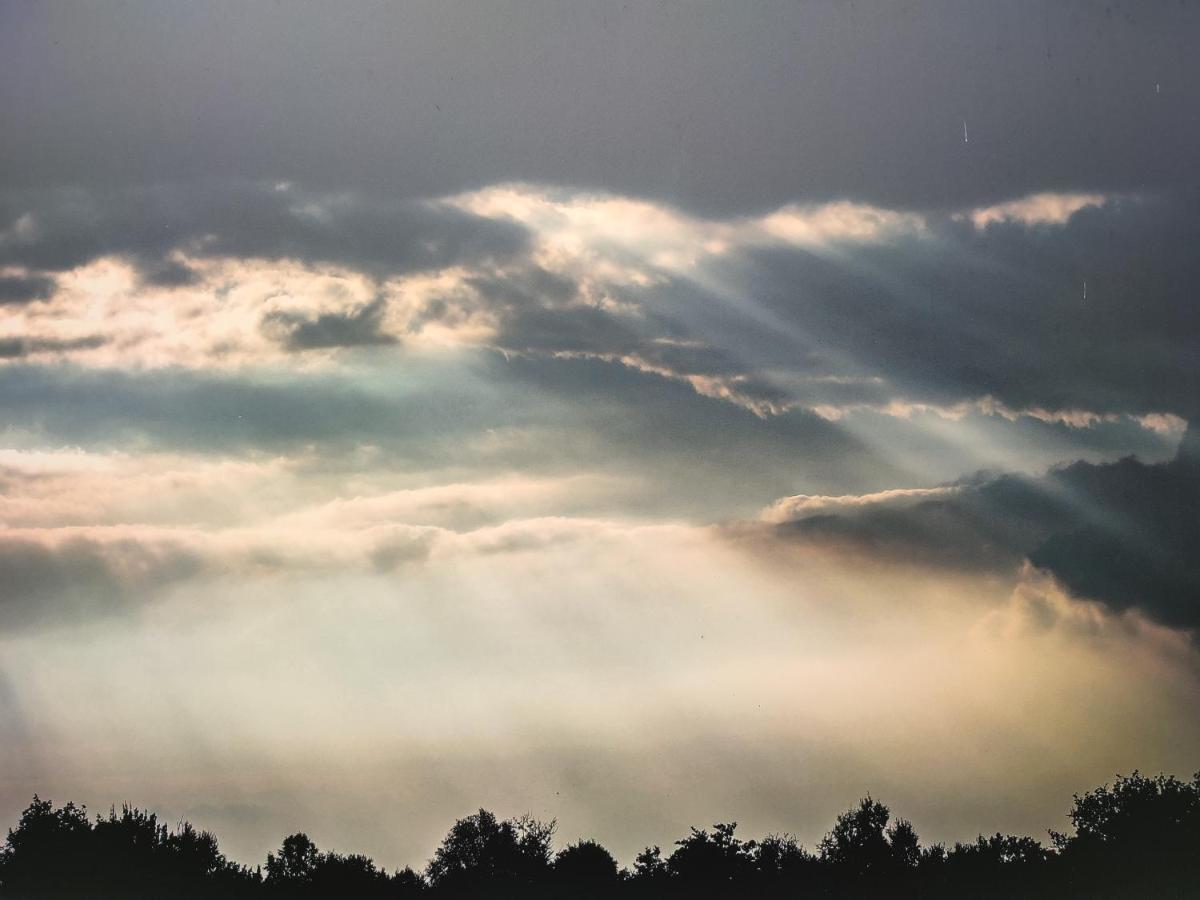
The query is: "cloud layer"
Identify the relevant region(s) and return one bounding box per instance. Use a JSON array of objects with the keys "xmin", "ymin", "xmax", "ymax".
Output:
[
  {"xmin": 767, "ymin": 426, "xmax": 1200, "ymax": 631},
  {"xmin": 5, "ymin": 3, "xmax": 1200, "ymax": 213},
  {"xmin": 2, "ymin": 181, "xmax": 1195, "ymax": 431}
]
